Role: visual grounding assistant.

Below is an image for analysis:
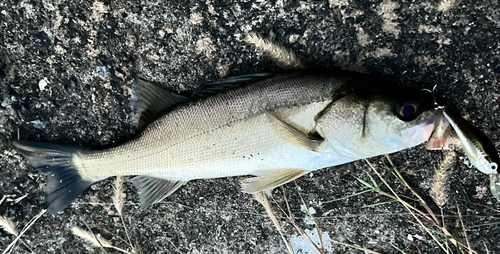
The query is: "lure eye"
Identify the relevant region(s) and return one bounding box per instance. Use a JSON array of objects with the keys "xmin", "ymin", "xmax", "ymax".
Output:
[
  {"xmin": 489, "ymin": 162, "xmax": 498, "ymax": 172},
  {"xmin": 396, "ymin": 101, "xmax": 419, "ymax": 121}
]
